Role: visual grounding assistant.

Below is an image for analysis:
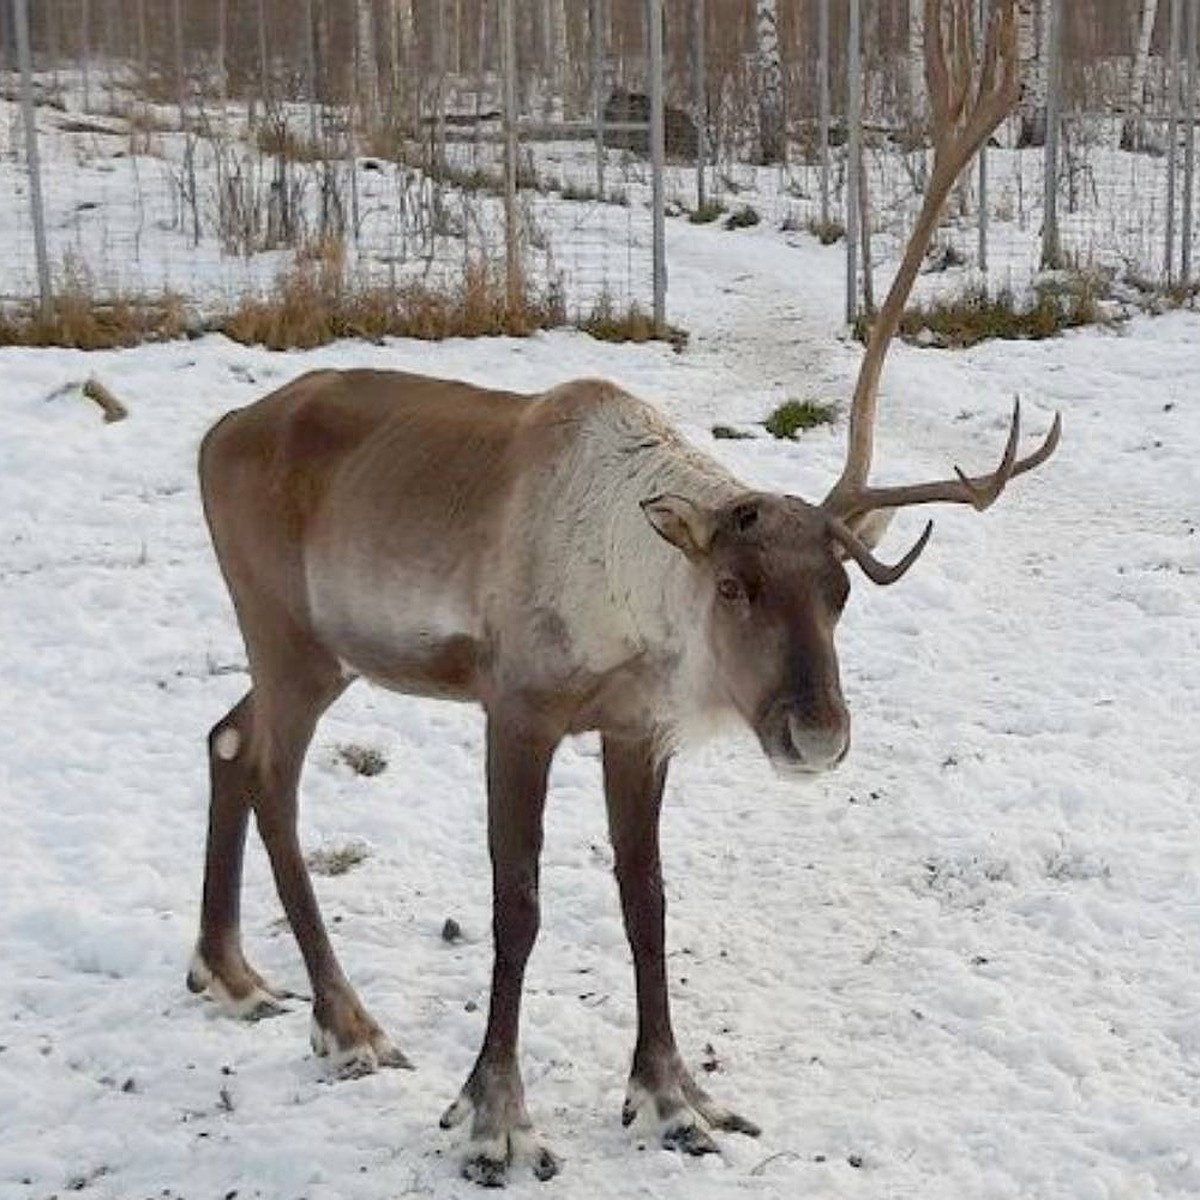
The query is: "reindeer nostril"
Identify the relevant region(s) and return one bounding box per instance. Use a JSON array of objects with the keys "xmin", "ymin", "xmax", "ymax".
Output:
[{"xmin": 787, "ymin": 713, "xmax": 850, "ymax": 770}]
